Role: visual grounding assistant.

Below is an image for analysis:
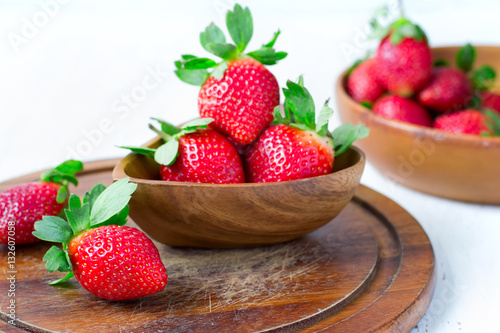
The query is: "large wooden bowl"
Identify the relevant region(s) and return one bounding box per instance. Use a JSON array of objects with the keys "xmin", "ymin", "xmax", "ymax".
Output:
[
  {"xmin": 112, "ymin": 137, "xmax": 365, "ymax": 248},
  {"xmin": 336, "ymin": 46, "xmax": 500, "ymax": 204}
]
